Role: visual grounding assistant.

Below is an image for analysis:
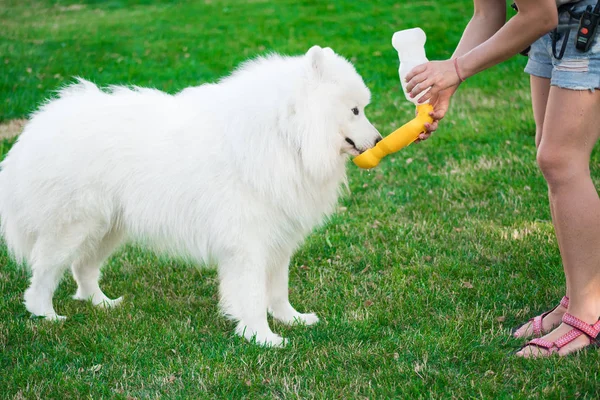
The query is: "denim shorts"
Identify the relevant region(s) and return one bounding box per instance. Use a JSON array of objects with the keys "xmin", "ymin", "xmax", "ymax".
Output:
[{"xmin": 525, "ymin": 0, "xmax": 600, "ymax": 90}]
